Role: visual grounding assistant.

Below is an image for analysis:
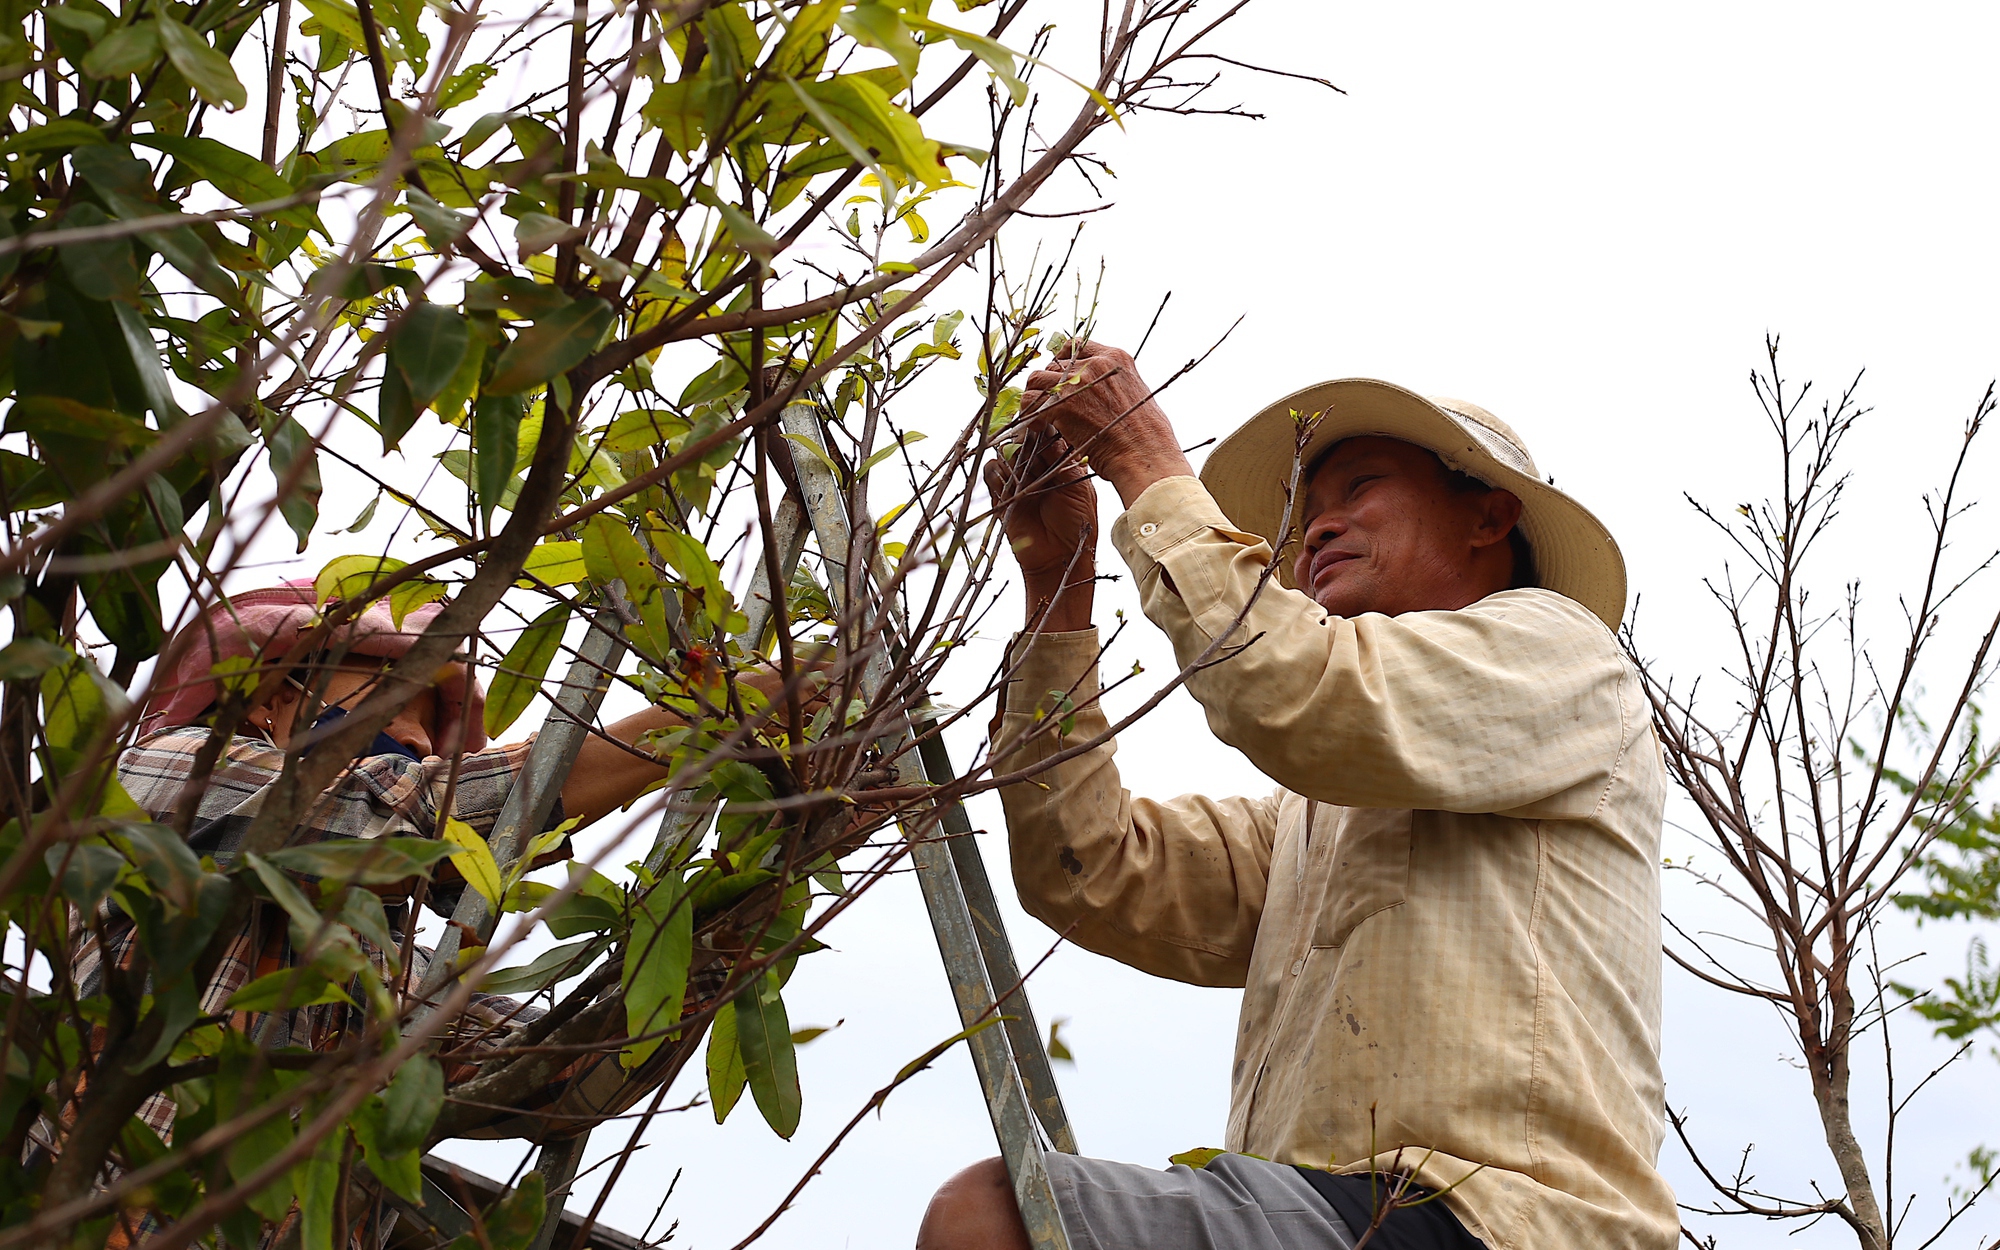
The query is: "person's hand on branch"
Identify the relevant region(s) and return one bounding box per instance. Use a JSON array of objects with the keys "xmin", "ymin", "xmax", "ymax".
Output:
[
  {"xmin": 986, "ymin": 427, "xmax": 1098, "ymax": 632},
  {"xmin": 1021, "ymin": 339, "xmax": 1194, "ymax": 507}
]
